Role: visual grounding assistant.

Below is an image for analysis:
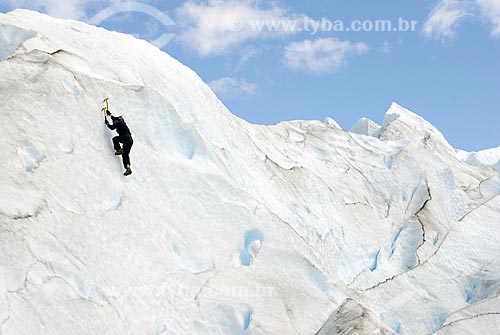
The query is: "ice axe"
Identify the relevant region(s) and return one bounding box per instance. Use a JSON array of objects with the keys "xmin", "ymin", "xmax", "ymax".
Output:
[{"xmin": 102, "ymin": 98, "xmax": 109, "ymax": 118}]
